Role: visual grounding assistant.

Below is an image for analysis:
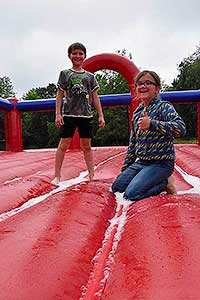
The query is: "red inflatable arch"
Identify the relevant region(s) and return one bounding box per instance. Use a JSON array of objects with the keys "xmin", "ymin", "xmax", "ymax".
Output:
[
  {"xmin": 83, "ymin": 53, "xmax": 140, "ymax": 96},
  {"xmin": 72, "ymin": 53, "xmax": 140, "ymax": 149}
]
